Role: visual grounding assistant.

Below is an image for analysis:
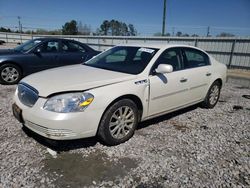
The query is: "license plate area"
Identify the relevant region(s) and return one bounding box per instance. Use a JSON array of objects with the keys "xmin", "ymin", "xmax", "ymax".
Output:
[{"xmin": 12, "ymin": 103, "xmax": 24, "ymax": 123}]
